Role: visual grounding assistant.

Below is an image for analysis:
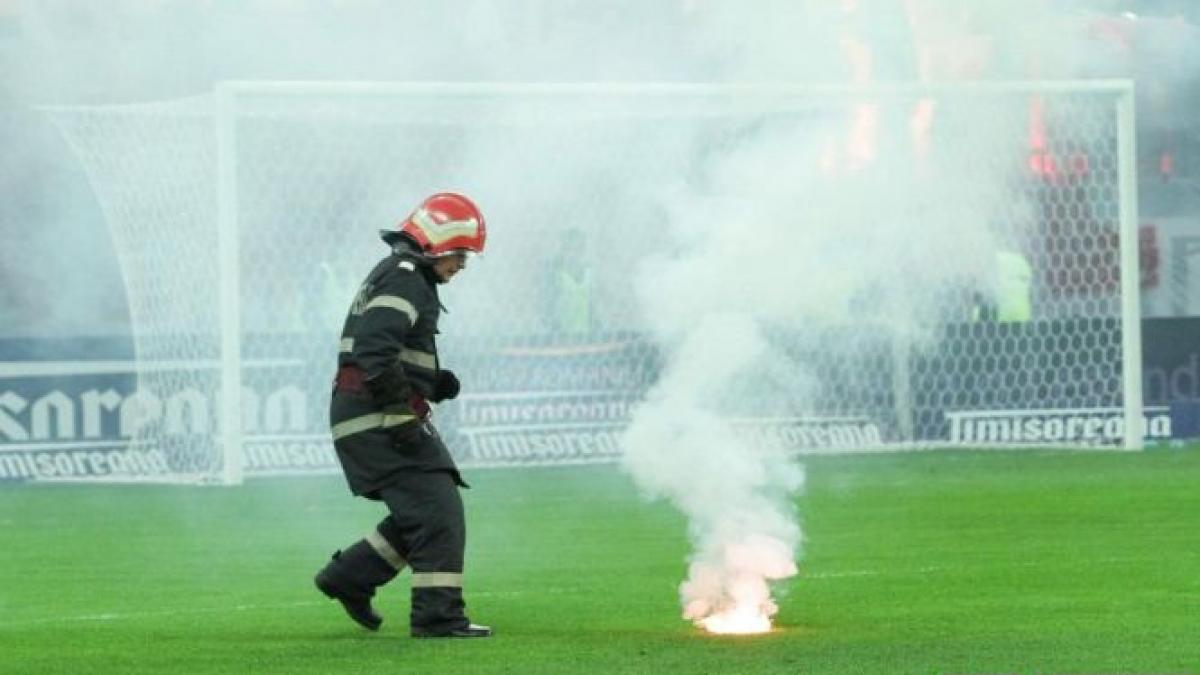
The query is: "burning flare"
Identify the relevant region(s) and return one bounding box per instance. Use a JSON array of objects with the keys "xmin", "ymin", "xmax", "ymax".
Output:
[
  {"xmin": 619, "ymin": 318, "xmax": 804, "ymax": 637},
  {"xmin": 695, "ymin": 602, "xmax": 774, "ymax": 635},
  {"xmin": 681, "ymin": 535, "xmax": 798, "ymax": 635}
]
